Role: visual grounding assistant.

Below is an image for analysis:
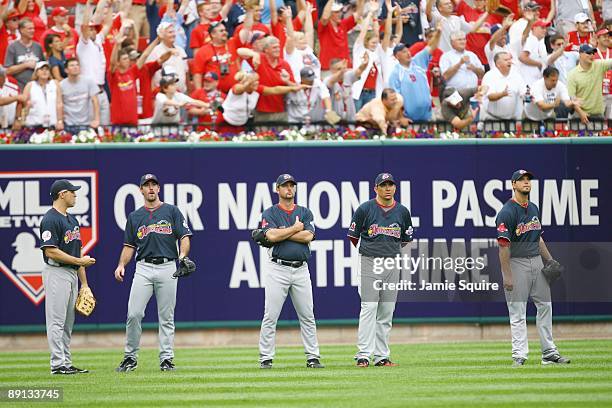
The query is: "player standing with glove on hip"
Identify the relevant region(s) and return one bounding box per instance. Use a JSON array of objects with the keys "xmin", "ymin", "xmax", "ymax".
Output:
[
  {"xmin": 114, "ymin": 174, "xmax": 194, "ymax": 372},
  {"xmin": 495, "ymin": 169, "xmax": 570, "ymax": 367},
  {"xmin": 40, "ymin": 179, "xmax": 97, "ymax": 375},
  {"xmin": 254, "ymin": 174, "xmax": 324, "ymax": 369},
  {"xmin": 347, "ymin": 173, "xmax": 413, "ymax": 368}
]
